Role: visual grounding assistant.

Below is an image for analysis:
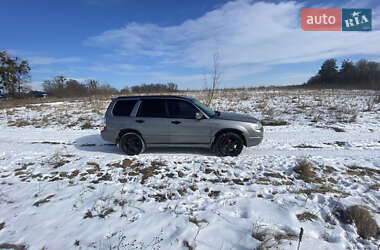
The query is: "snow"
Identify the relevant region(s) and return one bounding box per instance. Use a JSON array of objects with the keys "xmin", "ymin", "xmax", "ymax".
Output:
[{"xmin": 0, "ymin": 89, "xmax": 379, "ymax": 249}]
